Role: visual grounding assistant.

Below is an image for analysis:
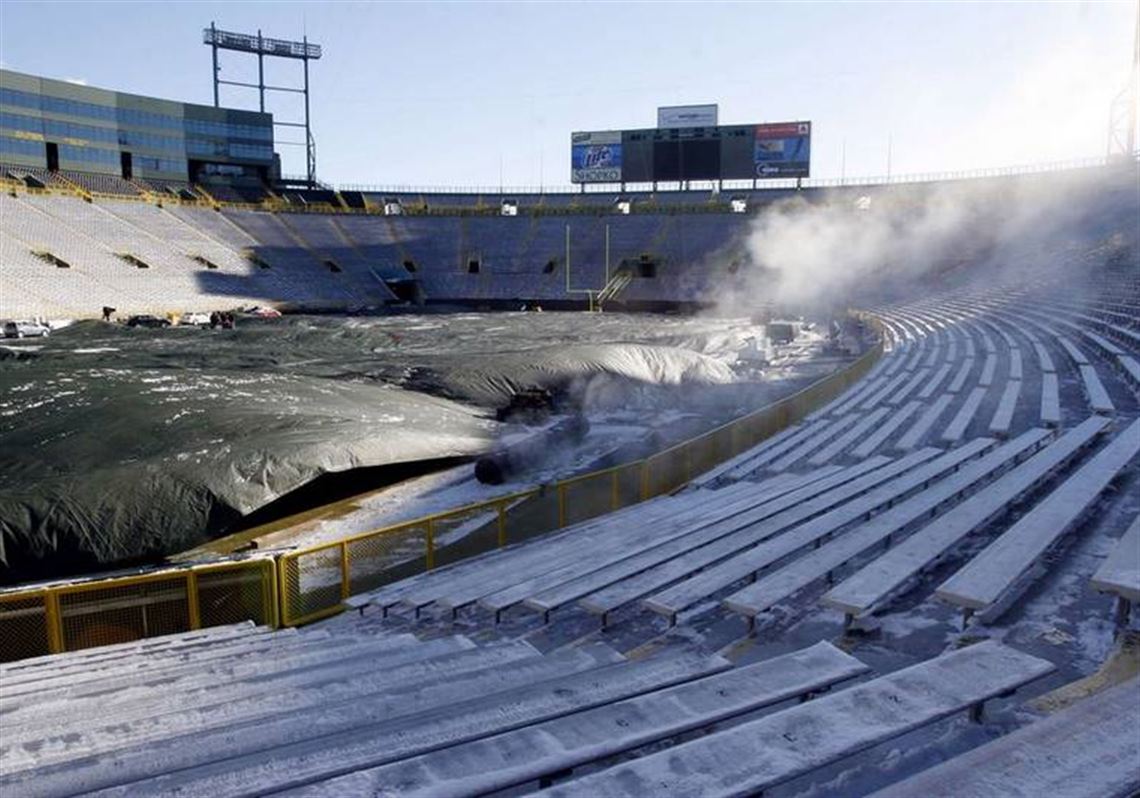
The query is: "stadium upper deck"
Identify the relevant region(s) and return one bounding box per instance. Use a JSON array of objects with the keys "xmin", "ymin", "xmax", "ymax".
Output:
[{"xmin": 1, "ymin": 157, "xmax": 1135, "ymax": 319}]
